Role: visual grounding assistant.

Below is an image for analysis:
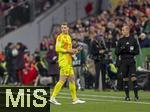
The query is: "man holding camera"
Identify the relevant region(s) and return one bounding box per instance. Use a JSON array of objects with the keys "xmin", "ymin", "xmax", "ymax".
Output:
[
  {"xmin": 115, "ymin": 25, "xmax": 140, "ymax": 101},
  {"xmin": 90, "ymin": 35, "xmax": 106, "ymax": 91}
]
